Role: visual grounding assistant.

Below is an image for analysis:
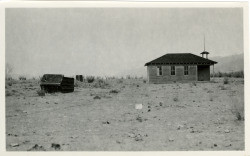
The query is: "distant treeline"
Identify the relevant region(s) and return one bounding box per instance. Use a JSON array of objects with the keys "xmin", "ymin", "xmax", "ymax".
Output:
[{"xmin": 212, "ymin": 71, "xmax": 244, "ymax": 78}]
